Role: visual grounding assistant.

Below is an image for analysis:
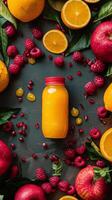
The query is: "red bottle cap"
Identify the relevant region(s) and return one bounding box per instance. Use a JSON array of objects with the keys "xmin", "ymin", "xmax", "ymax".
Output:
[{"xmin": 45, "ymin": 76, "xmax": 65, "ymax": 85}]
